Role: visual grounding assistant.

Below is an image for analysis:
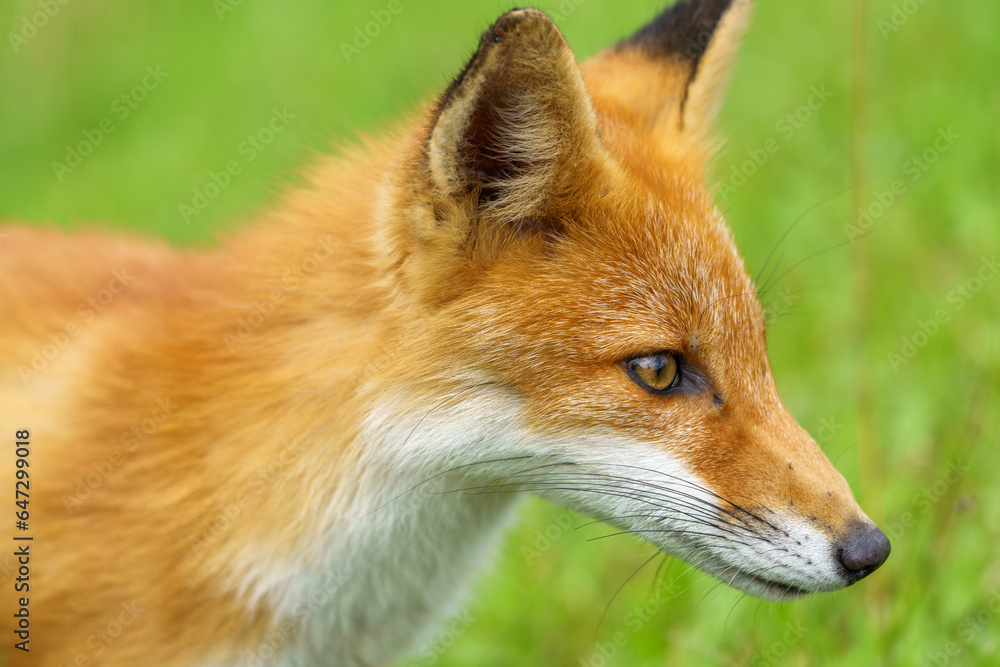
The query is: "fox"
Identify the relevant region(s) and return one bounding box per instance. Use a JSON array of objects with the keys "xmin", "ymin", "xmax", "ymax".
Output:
[{"xmin": 0, "ymin": 1, "xmax": 891, "ymax": 665}]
